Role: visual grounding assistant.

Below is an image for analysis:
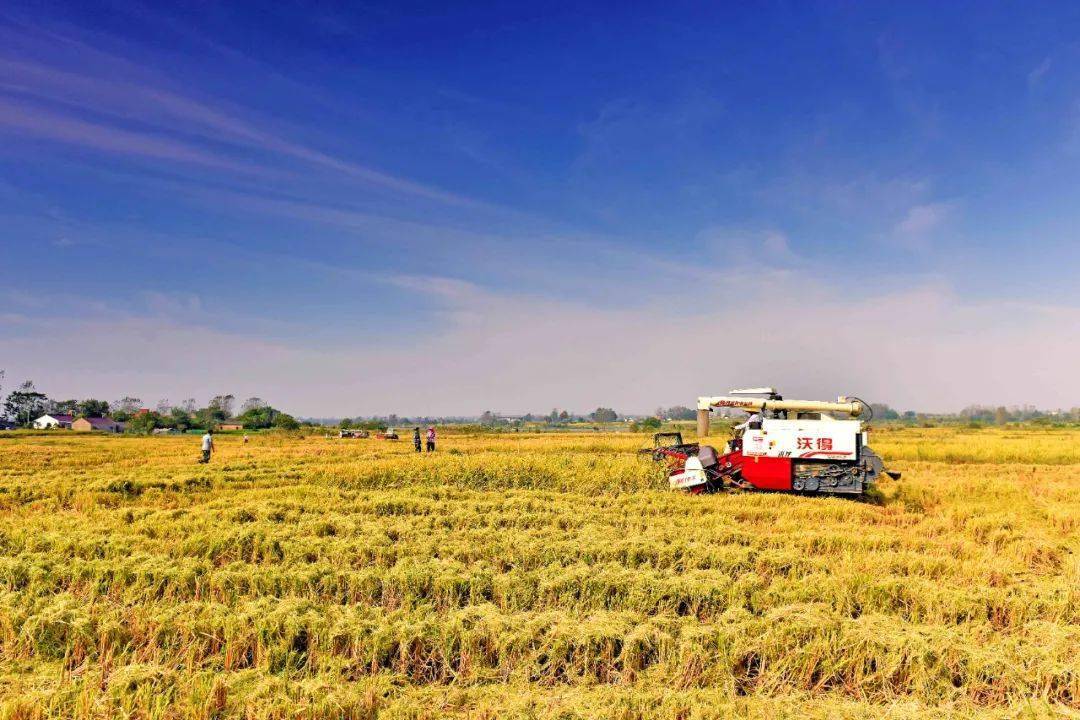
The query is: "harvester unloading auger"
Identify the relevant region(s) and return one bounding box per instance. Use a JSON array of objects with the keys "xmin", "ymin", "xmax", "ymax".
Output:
[{"xmin": 648, "ymin": 388, "xmax": 900, "ymax": 495}]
